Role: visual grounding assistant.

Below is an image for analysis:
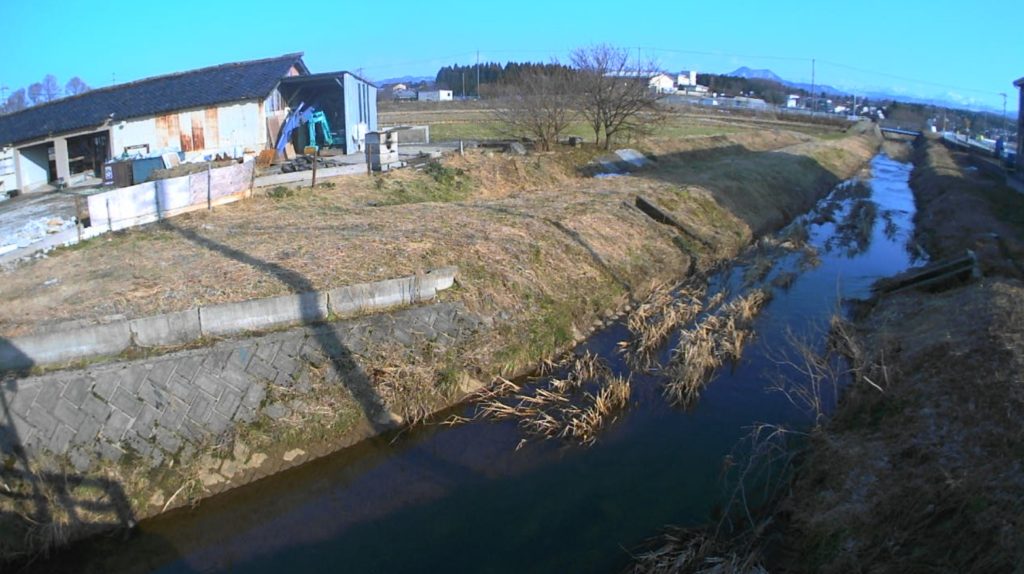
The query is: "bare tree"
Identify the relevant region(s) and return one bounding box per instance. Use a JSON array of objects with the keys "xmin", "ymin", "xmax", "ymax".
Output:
[
  {"xmin": 570, "ymin": 44, "xmax": 661, "ymax": 149},
  {"xmin": 64, "ymin": 76, "xmax": 90, "ymax": 96},
  {"xmin": 41, "ymin": 74, "xmax": 61, "ymax": 101},
  {"xmin": 491, "ymin": 67, "xmax": 577, "ymax": 151},
  {"xmin": 27, "ymin": 82, "xmax": 45, "ymax": 105},
  {"xmin": 3, "ymin": 88, "xmax": 27, "ymax": 114}
]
